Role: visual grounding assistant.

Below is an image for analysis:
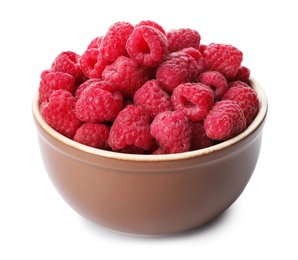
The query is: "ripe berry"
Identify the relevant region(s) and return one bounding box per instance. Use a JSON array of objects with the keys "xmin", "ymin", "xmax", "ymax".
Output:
[
  {"xmin": 74, "ymin": 123, "xmax": 109, "ymax": 149},
  {"xmin": 87, "ymin": 36, "xmax": 103, "ymax": 49},
  {"xmin": 136, "ymin": 20, "xmax": 166, "ymax": 35},
  {"xmin": 126, "ymin": 25, "xmax": 168, "ymax": 67},
  {"xmin": 229, "ymin": 66, "xmax": 250, "ymax": 82},
  {"xmin": 79, "ymin": 48, "xmax": 110, "ymax": 78},
  {"xmin": 102, "ymin": 56, "xmax": 148, "ymax": 98},
  {"xmin": 39, "ymin": 70, "xmax": 75, "ymax": 103},
  {"xmin": 171, "ymin": 82, "xmax": 214, "ymax": 122},
  {"xmin": 40, "ymin": 89, "xmax": 82, "ymax": 139},
  {"xmin": 150, "ymin": 110, "xmax": 191, "ymax": 154},
  {"xmin": 108, "ymin": 105, "xmax": 153, "ymax": 153},
  {"xmin": 75, "ymin": 84, "xmax": 123, "ymax": 123},
  {"xmin": 156, "ymin": 50, "xmax": 199, "ymax": 93},
  {"xmin": 166, "ymin": 28, "xmax": 201, "ymax": 53},
  {"xmin": 203, "ymin": 43, "xmax": 243, "ymax": 79},
  {"xmin": 100, "ymin": 21, "xmax": 134, "ymax": 62},
  {"xmin": 51, "ymin": 51, "xmax": 84, "ymax": 83},
  {"xmin": 204, "ymin": 100, "xmax": 246, "ymax": 141},
  {"xmin": 133, "ymin": 79, "xmax": 172, "ymax": 120},
  {"xmin": 222, "ymin": 85, "xmax": 259, "ymax": 126},
  {"xmin": 190, "ymin": 121, "xmax": 213, "ymax": 150},
  {"xmin": 197, "ymin": 70, "xmax": 228, "ymax": 100}
]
